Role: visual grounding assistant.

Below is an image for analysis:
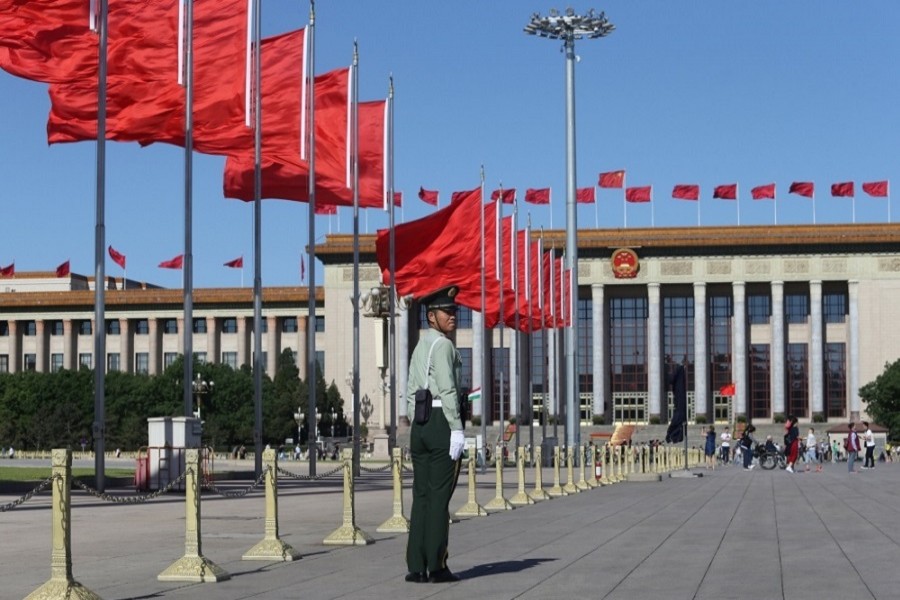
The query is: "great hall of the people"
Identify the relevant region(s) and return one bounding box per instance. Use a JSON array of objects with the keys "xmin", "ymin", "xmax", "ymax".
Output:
[{"xmin": 2, "ymin": 222, "xmax": 899, "ymax": 429}]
